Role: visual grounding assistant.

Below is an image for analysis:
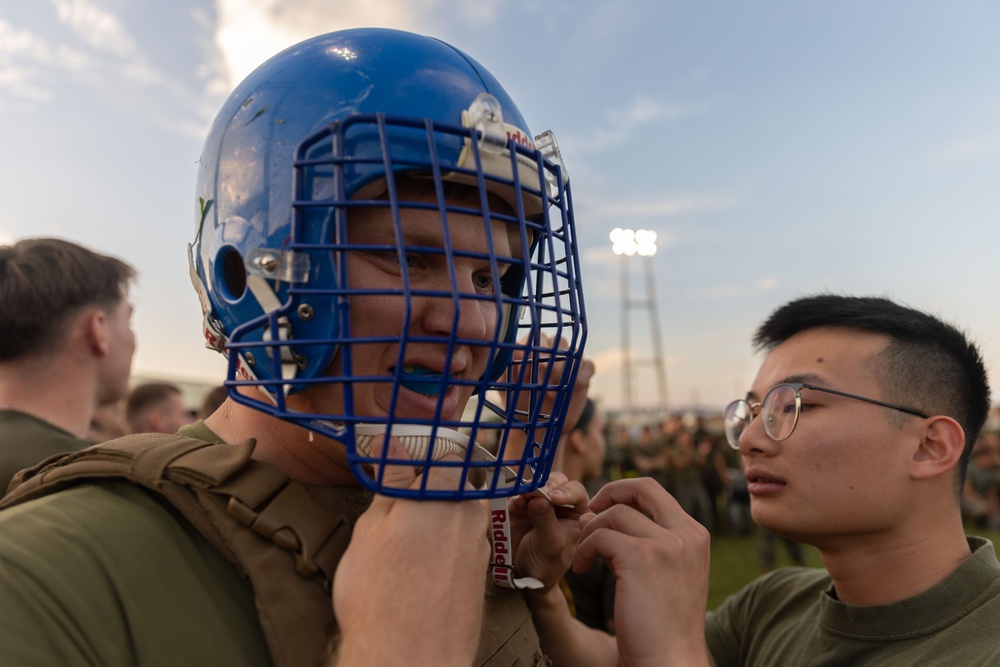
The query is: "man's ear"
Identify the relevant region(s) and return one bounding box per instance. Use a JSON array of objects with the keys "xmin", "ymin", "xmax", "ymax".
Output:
[
  {"xmin": 911, "ymin": 416, "xmax": 966, "ymax": 480},
  {"xmin": 83, "ymin": 308, "xmax": 110, "ymax": 357},
  {"xmin": 567, "ymin": 429, "xmax": 586, "ymax": 455},
  {"xmin": 148, "ymin": 410, "xmax": 165, "ymax": 433}
]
